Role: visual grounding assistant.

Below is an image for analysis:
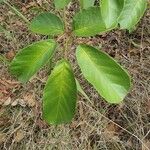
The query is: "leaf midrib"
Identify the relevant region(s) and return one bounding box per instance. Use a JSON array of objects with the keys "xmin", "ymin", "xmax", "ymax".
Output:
[{"xmin": 55, "ymin": 65, "xmax": 70, "ymax": 123}]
